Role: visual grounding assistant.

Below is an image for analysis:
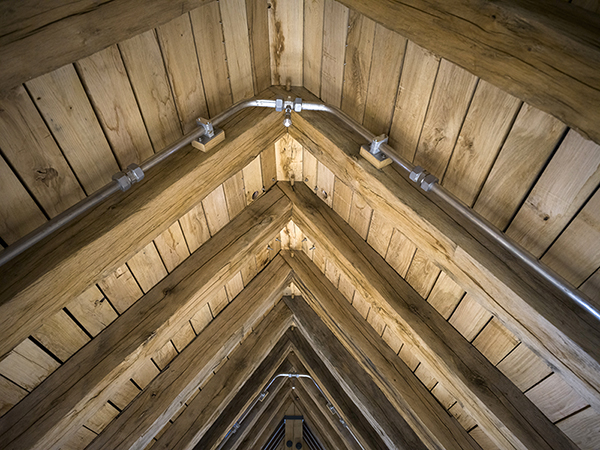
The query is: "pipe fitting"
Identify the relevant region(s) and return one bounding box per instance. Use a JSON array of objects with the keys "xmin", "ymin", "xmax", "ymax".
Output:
[
  {"xmin": 112, "ymin": 163, "xmax": 145, "ymax": 192},
  {"xmin": 420, "ymin": 173, "xmax": 438, "ymax": 191},
  {"xmin": 196, "ymin": 117, "xmax": 214, "ymax": 138},
  {"xmin": 409, "ymin": 166, "xmax": 426, "ymax": 183}
]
